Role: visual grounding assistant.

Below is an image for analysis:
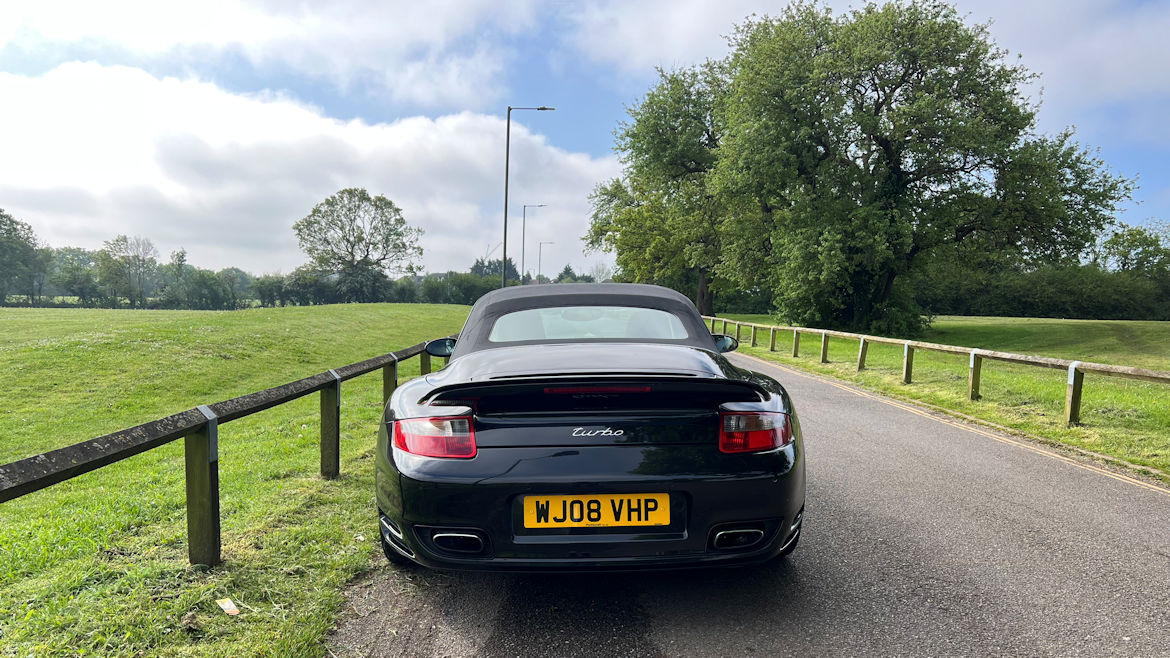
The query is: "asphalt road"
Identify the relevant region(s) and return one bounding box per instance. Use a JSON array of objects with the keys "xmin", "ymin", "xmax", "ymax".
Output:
[{"xmin": 329, "ymin": 353, "xmax": 1170, "ymax": 657}]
